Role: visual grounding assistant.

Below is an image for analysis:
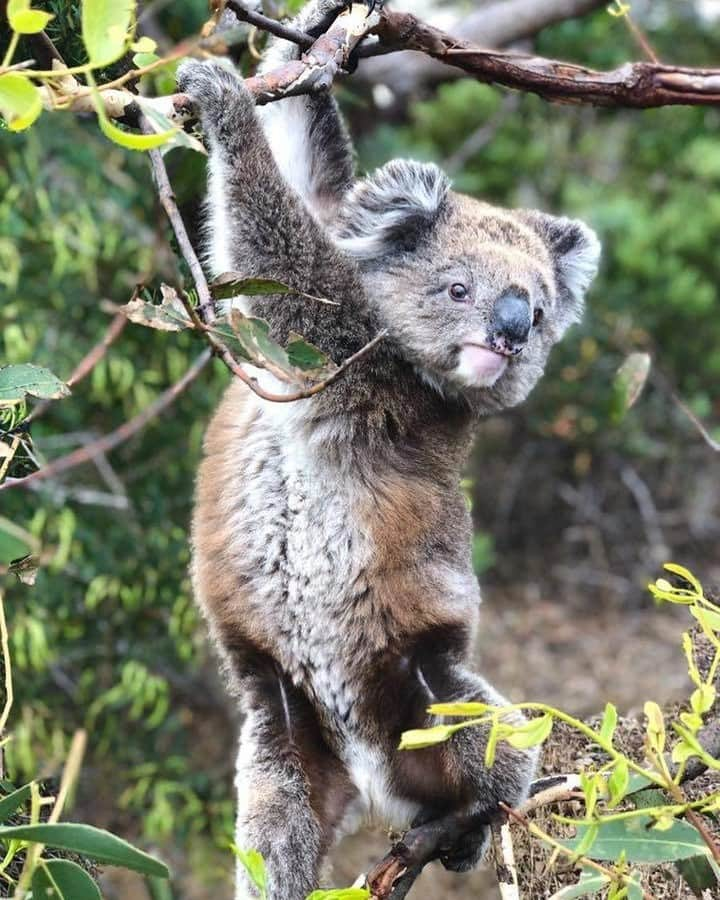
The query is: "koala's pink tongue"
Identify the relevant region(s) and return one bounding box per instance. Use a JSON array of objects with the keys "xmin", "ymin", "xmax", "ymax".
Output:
[{"xmin": 462, "ymin": 345, "xmax": 508, "ymax": 383}]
